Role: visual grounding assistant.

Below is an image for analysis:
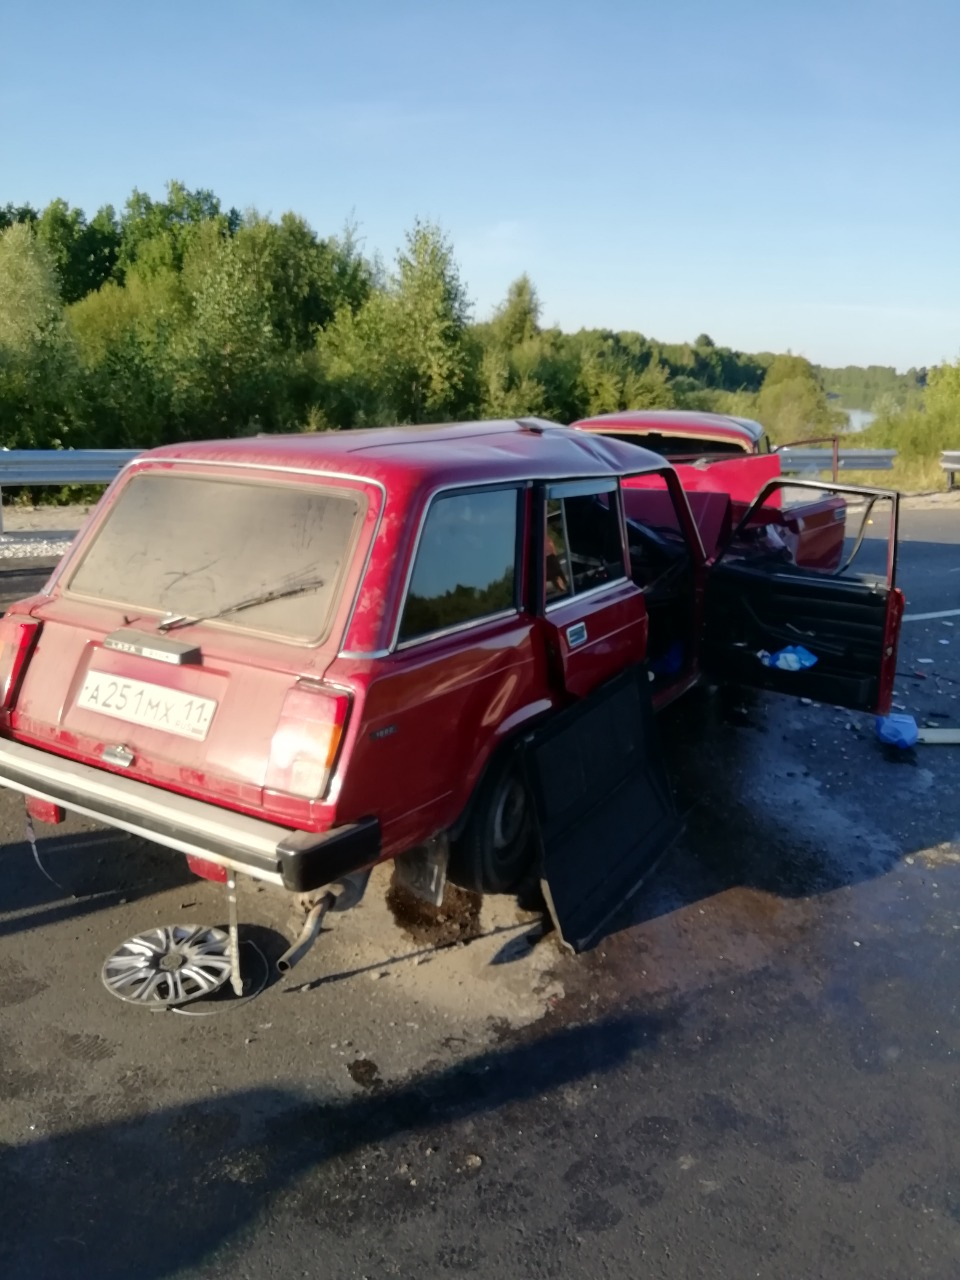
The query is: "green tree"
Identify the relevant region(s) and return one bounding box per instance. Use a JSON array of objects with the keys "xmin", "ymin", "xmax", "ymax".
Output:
[
  {"xmin": 67, "ymin": 270, "xmax": 181, "ymax": 449},
  {"xmin": 36, "ymin": 199, "xmax": 121, "ymax": 303},
  {"xmin": 316, "ymin": 221, "xmax": 475, "ymax": 427},
  {"xmin": 754, "ymin": 354, "xmax": 840, "ymax": 443},
  {"xmin": 387, "ymin": 220, "xmax": 473, "ymax": 421},
  {"xmin": 0, "ymin": 224, "xmax": 63, "ymax": 351},
  {"xmin": 489, "ymin": 275, "xmax": 541, "ymax": 350},
  {"xmin": 0, "ymin": 224, "xmax": 78, "ymax": 447},
  {"xmin": 0, "ymin": 203, "xmax": 38, "ymax": 231},
  {"xmin": 232, "ymin": 213, "xmax": 372, "ymax": 352},
  {"xmin": 921, "ymin": 357, "xmax": 960, "ymax": 421},
  {"xmin": 622, "ymin": 359, "xmax": 676, "ymax": 410},
  {"xmin": 117, "ymin": 180, "xmax": 239, "ymax": 280},
  {"xmin": 172, "ymin": 235, "xmax": 289, "ymax": 437}
]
